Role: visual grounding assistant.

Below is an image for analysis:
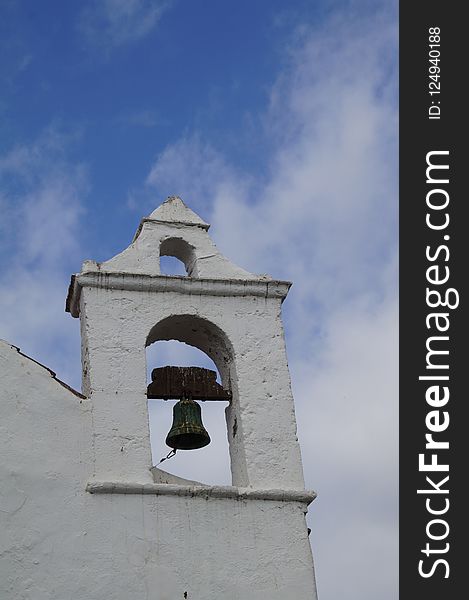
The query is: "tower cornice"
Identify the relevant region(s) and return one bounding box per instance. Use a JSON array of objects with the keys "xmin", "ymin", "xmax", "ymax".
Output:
[{"xmin": 66, "ymin": 270, "xmax": 292, "ymax": 318}]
